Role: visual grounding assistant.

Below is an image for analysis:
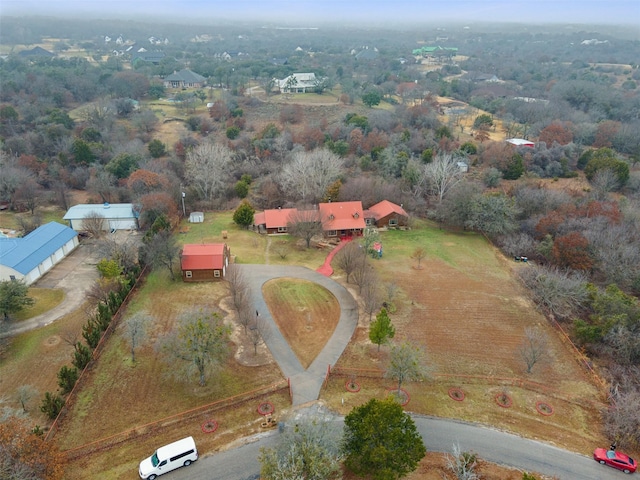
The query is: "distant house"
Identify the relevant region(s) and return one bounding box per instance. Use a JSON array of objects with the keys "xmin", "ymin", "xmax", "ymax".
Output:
[
  {"xmin": 318, "ymin": 201, "xmax": 365, "ymax": 238},
  {"xmin": 506, "ymin": 138, "xmax": 535, "ymax": 148},
  {"xmin": 254, "ymin": 208, "xmax": 298, "ymax": 235},
  {"xmin": 18, "ymin": 46, "xmax": 55, "ymax": 58},
  {"xmin": 270, "ymin": 57, "xmax": 288, "ymax": 65},
  {"xmin": 163, "ymin": 69, "xmax": 206, "ymax": 89},
  {"xmin": 0, "ymin": 222, "xmax": 79, "ymax": 285},
  {"xmin": 365, "ymin": 200, "xmax": 409, "ymax": 228},
  {"xmin": 63, "ymin": 203, "xmax": 138, "ymax": 231},
  {"xmin": 130, "ymin": 51, "xmax": 165, "ymax": 64},
  {"xmin": 180, "ymin": 243, "xmax": 230, "ymax": 282},
  {"xmin": 278, "ymin": 73, "xmax": 319, "ymax": 93},
  {"xmin": 355, "ymin": 48, "xmax": 379, "ymax": 61}
]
